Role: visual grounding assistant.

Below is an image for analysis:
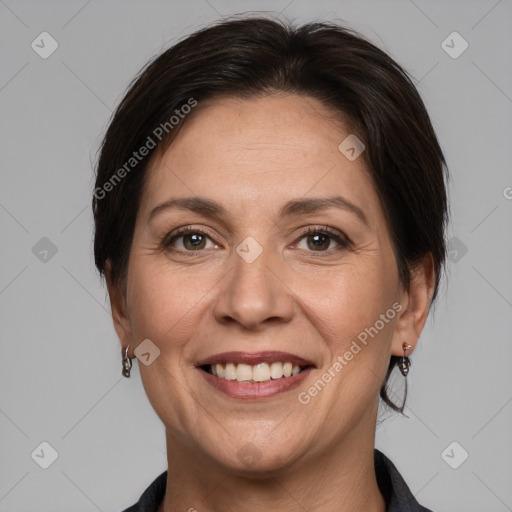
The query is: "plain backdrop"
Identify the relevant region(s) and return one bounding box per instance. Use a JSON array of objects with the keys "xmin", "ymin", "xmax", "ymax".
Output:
[{"xmin": 1, "ymin": 1, "xmax": 511, "ymax": 511}]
